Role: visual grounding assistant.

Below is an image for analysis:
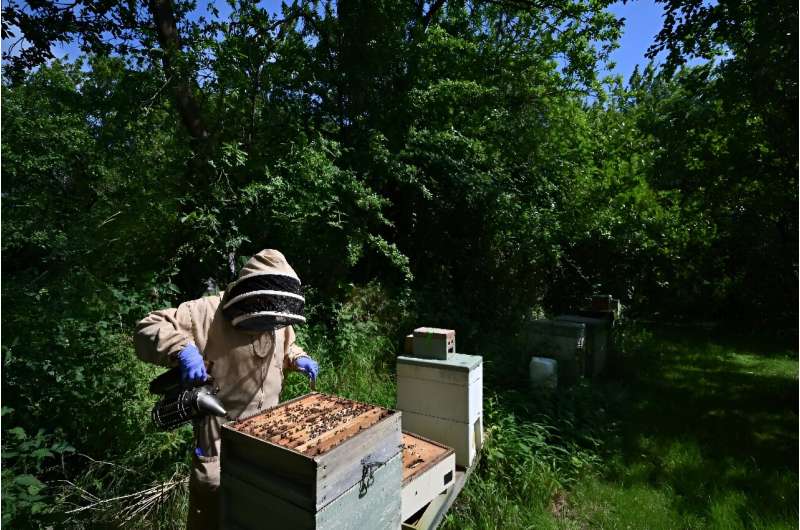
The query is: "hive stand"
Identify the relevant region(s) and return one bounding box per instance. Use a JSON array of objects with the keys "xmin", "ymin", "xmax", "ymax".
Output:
[{"xmin": 220, "ymin": 393, "xmax": 403, "ymax": 530}]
